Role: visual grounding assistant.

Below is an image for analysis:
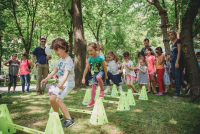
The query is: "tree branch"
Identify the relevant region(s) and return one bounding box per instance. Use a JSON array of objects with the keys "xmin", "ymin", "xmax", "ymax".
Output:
[{"xmin": 11, "ymin": 0, "xmax": 26, "ymax": 46}]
